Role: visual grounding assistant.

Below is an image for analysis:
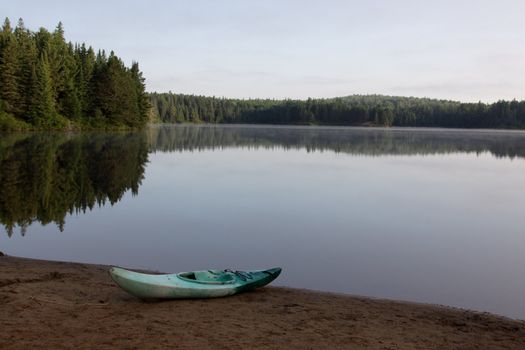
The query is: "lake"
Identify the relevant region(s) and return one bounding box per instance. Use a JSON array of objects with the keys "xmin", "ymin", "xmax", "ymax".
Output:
[{"xmin": 2, "ymin": 124, "xmax": 525, "ymax": 319}]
